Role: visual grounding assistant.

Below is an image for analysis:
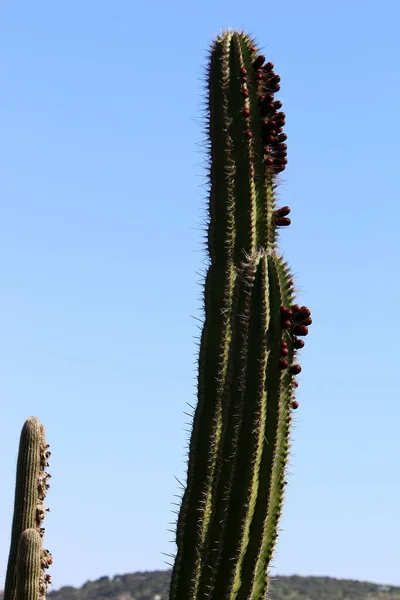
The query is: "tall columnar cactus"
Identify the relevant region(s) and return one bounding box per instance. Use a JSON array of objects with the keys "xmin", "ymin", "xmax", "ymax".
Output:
[
  {"xmin": 169, "ymin": 30, "xmax": 312, "ymax": 600},
  {"xmin": 4, "ymin": 417, "xmax": 52, "ymax": 600}
]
